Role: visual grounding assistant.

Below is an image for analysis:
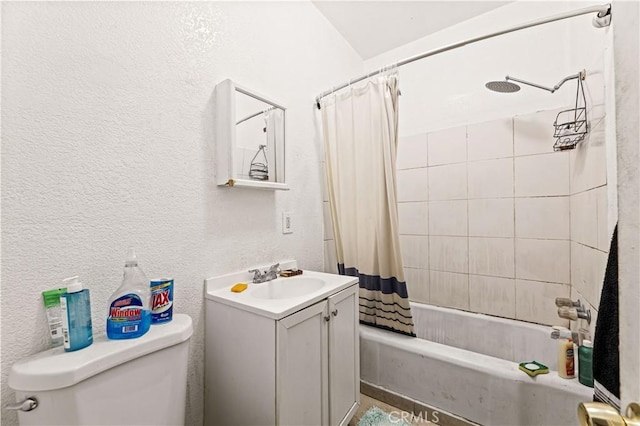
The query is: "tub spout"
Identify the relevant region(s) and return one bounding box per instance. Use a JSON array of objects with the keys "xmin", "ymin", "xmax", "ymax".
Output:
[{"xmin": 578, "ymin": 402, "xmax": 640, "ymax": 426}]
